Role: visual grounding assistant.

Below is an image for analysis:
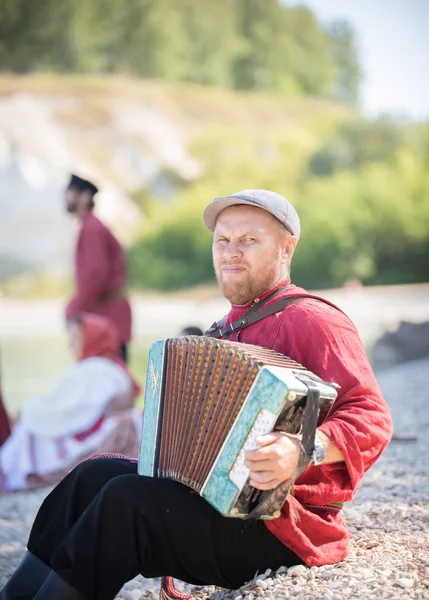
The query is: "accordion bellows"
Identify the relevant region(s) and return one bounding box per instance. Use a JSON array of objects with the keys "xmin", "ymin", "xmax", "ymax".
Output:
[{"xmin": 139, "ymin": 336, "xmax": 337, "ymax": 519}]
